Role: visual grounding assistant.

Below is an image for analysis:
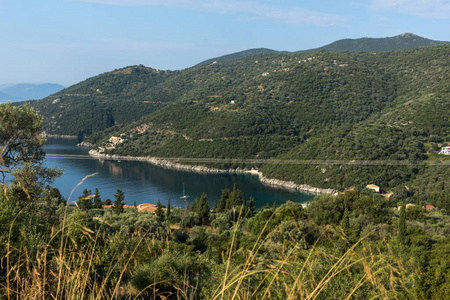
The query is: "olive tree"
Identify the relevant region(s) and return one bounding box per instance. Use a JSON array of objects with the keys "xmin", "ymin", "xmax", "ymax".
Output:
[{"xmin": 0, "ymin": 102, "xmax": 60, "ymax": 200}]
